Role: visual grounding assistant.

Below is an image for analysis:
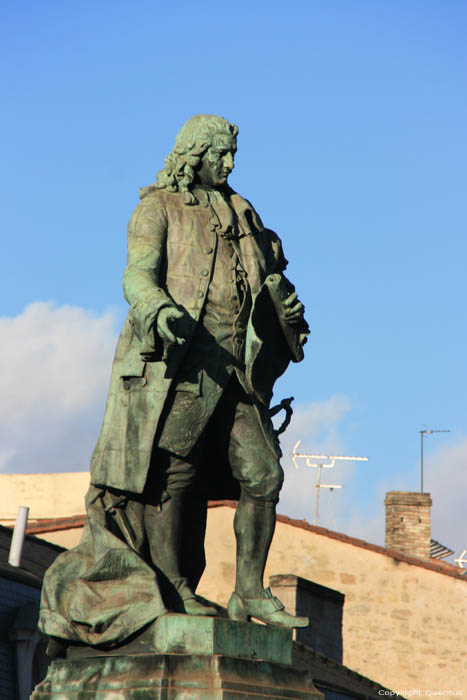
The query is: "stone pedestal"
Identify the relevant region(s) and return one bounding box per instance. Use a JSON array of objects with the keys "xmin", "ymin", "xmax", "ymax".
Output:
[{"xmin": 32, "ymin": 615, "xmax": 323, "ymax": 699}]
